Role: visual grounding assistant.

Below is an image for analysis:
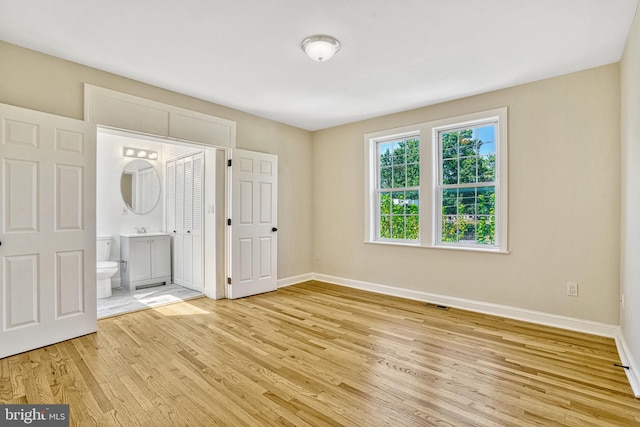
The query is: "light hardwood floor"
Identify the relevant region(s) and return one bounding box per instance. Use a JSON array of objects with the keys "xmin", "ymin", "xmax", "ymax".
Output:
[{"xmin": 1, "ymin": 281, "xmax": 639, "ymax": 426}]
